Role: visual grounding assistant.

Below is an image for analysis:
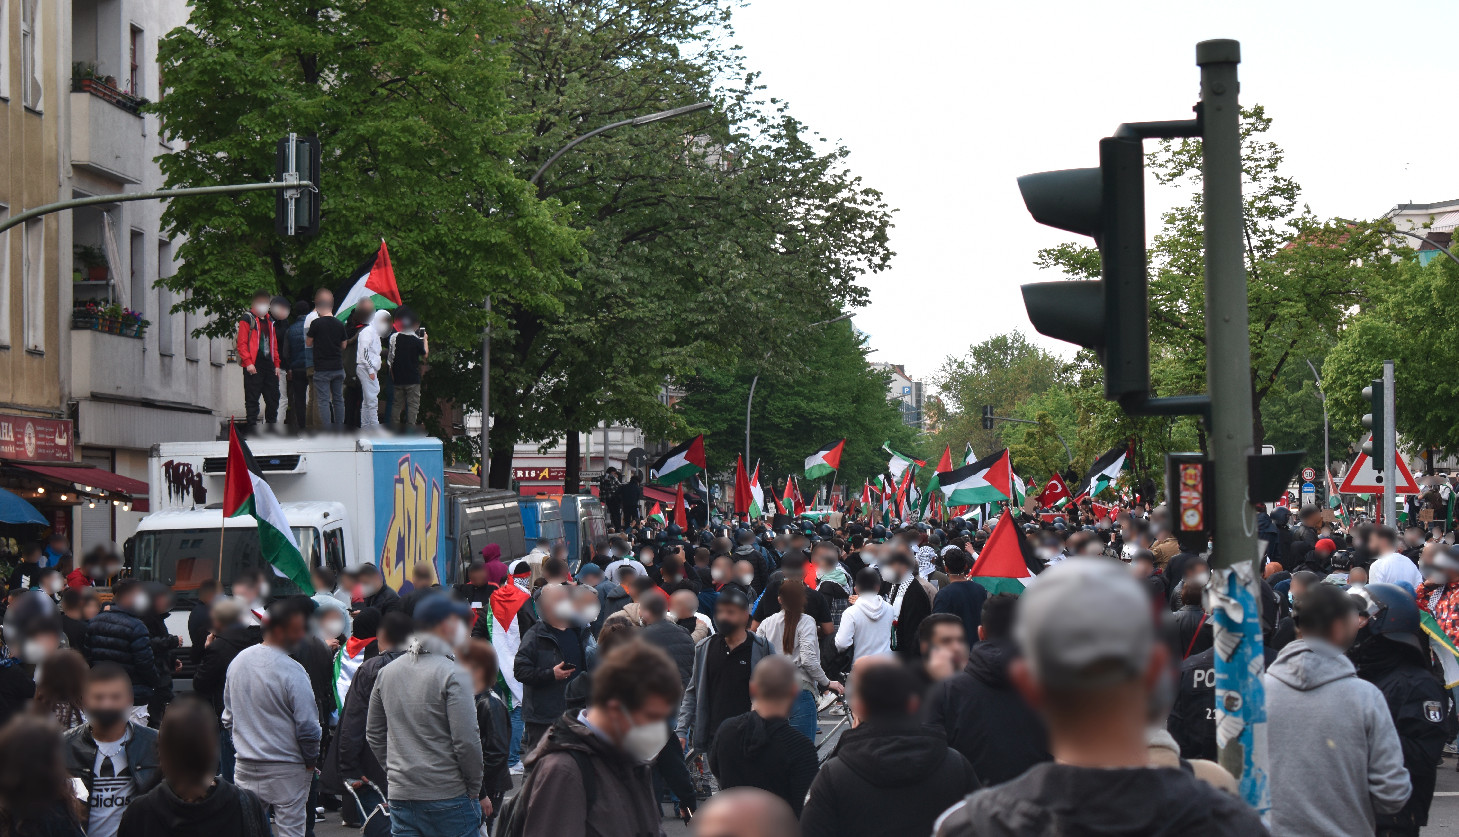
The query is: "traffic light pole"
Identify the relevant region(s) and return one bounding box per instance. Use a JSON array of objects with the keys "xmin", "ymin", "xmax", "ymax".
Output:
[
  {"xmin": 1198, "ymin": 39, "xmax": 1269, "ymax": 814},
  {"xmin": 1383, "ymin": 359, "xmax": 1397, "ymax": 524},
  {"xmin": 0, "ymin": 181, "xmax": 313, "ymax": 235}
]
